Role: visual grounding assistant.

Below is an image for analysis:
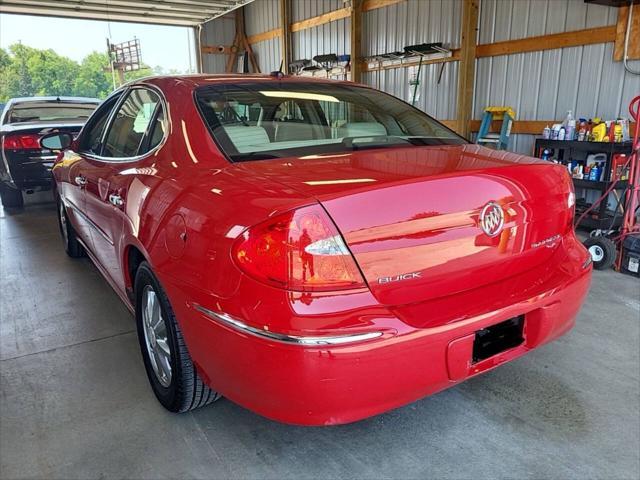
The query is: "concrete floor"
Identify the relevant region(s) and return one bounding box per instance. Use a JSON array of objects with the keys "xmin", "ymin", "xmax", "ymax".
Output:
[{"xmin": 1, "ymin": 193, "xmax": 639, "ymax": 480}]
